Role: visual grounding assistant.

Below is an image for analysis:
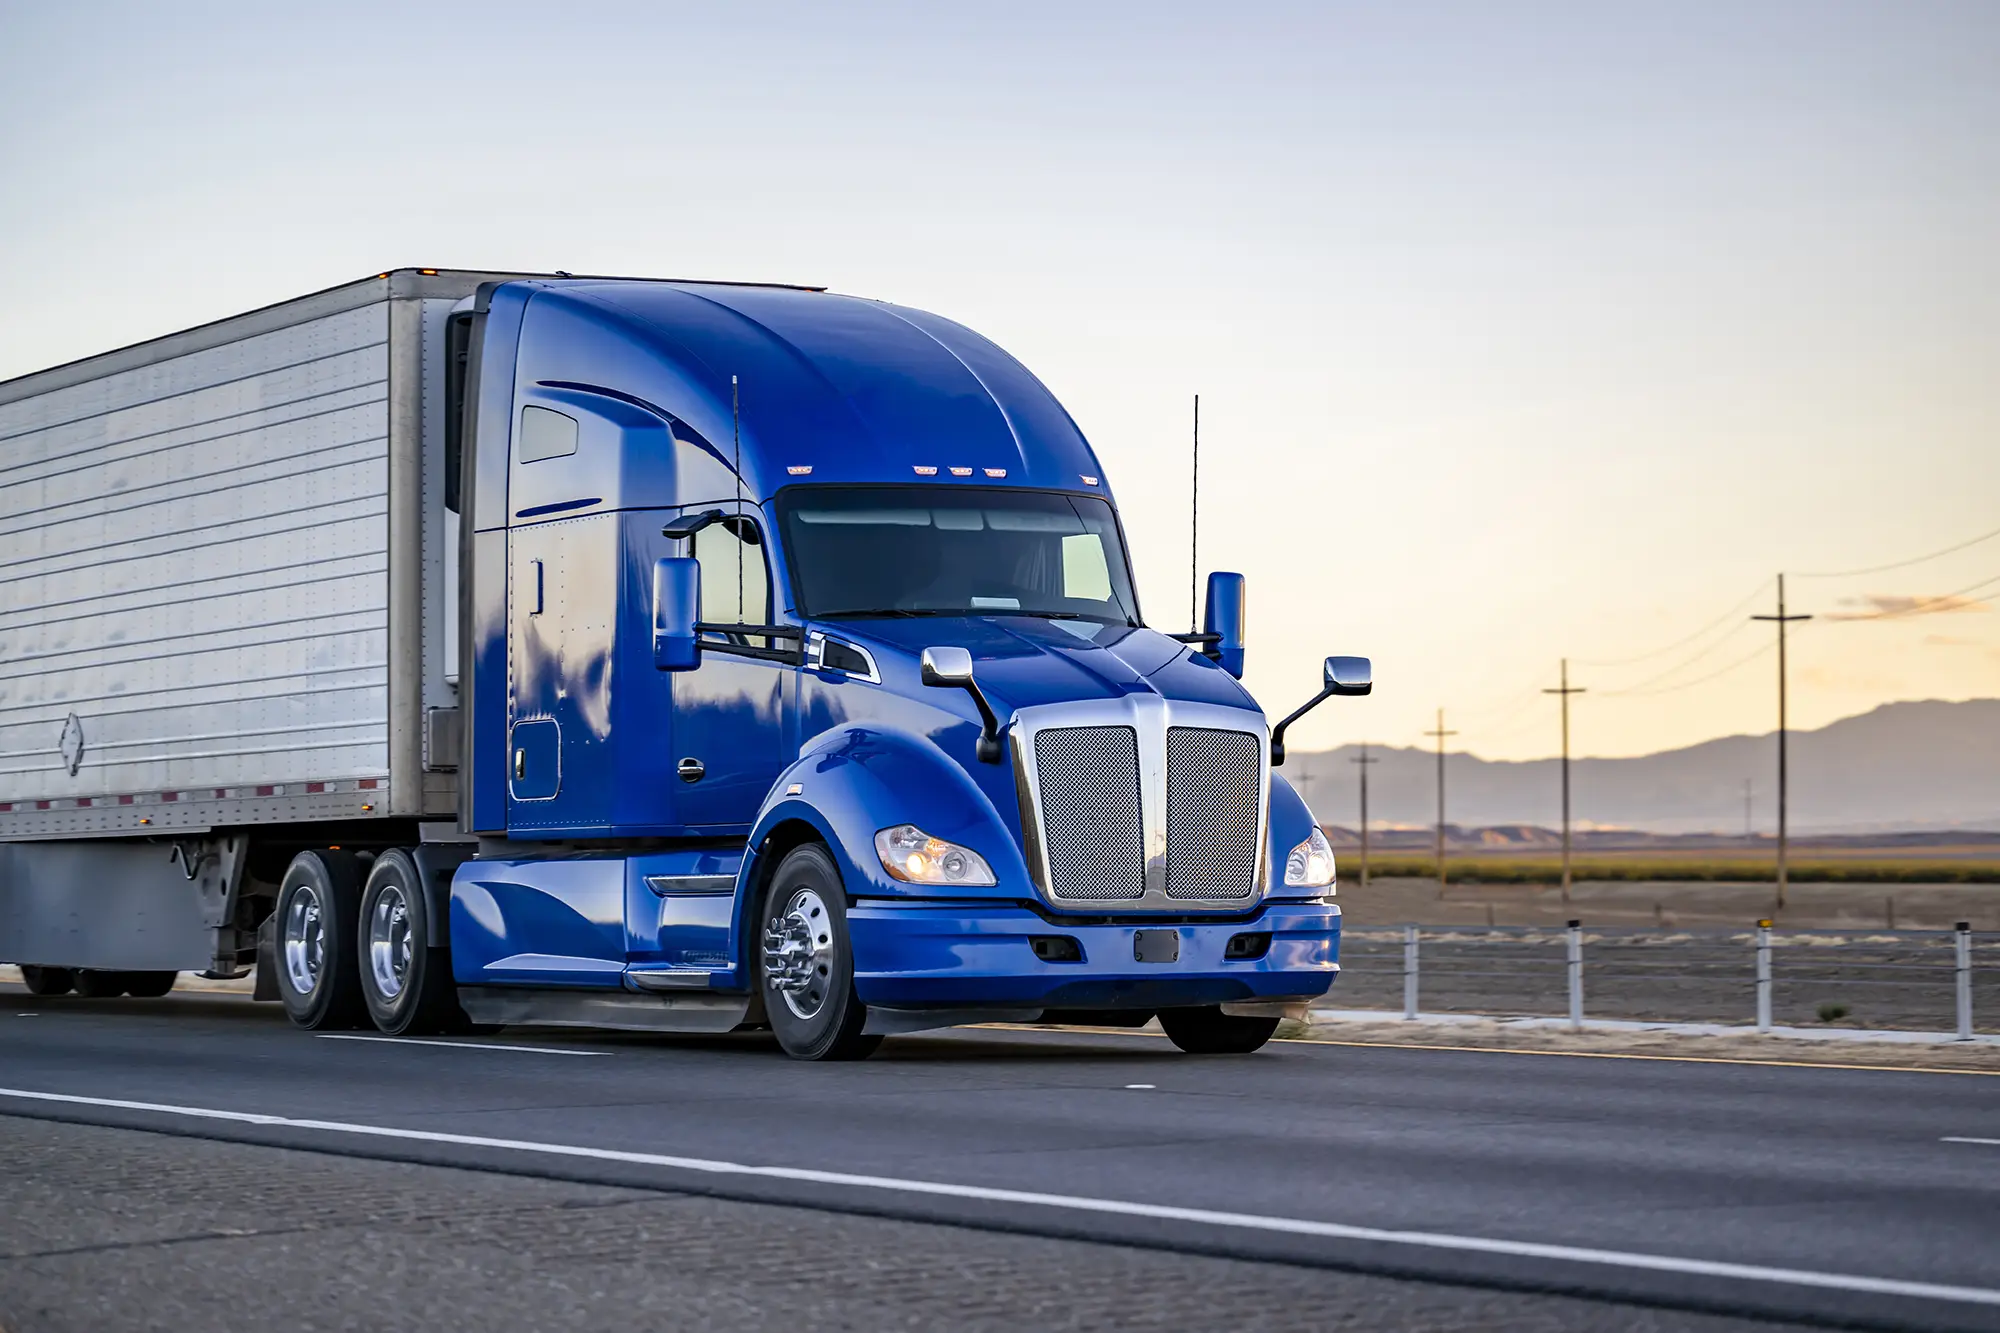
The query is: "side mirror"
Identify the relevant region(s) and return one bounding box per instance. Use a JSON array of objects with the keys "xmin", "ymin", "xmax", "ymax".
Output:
[
  {"xmin": 1202, "ymin": 571, "xmax": 1247, "ymax": 679},
  {"xmin": 920, "ymin": 645, "xmax": 975, "ymax": 687},
  {"xmin": 920, "ymin": 646, "xmax": 1005, "ymax": 763},
  {"xmin": 1270, "ymin": 654, "xmax": 1374, "ymax": 766},
  {"xmin": 1325, "ymin": 655, "xmax": 1372, "ymax": 696},
  {"xmin": 652, "ymin": 556, "xmax": 701, "ymax": 671}
]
